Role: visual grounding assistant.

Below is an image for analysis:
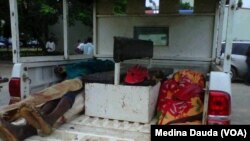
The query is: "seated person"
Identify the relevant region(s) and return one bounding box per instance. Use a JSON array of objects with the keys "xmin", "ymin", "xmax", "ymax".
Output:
[{"xmin": 0, "ymin": 59, "xmax": 114, "ymax": 141}]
